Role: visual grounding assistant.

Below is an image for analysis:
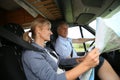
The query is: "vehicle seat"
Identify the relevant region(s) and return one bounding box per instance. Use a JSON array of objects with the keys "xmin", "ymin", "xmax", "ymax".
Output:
[
  {"xmin": 0, "ymin": 23, "xmax": 43, "ymax": 80},
  {"xmin": 0, "ymin": 23, "xmax": 26, "ymax": 80},
  {"xmin": 46, "ymin": 34, "xmax": 57, "ymax": 51},
  {"xmin": 0, "ymin": 44, "xmax": 26, "ymax": 80}
]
